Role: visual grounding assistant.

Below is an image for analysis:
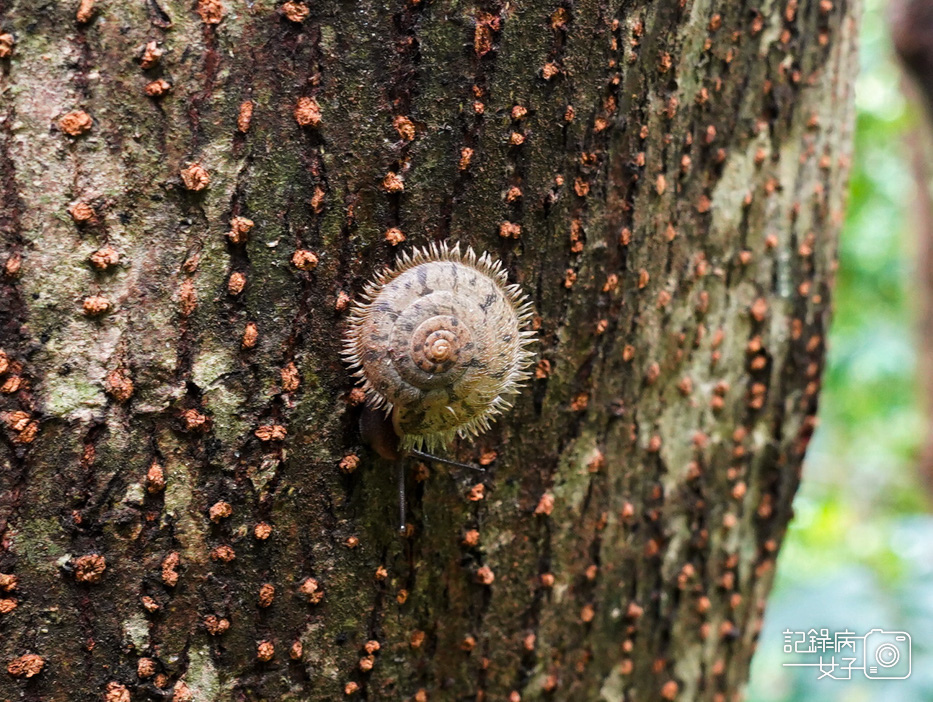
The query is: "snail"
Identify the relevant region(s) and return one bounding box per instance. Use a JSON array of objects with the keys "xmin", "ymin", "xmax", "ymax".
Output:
[{"xmin": 342, "ymin": 242, "xmax": 536, "ymax": 530}]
